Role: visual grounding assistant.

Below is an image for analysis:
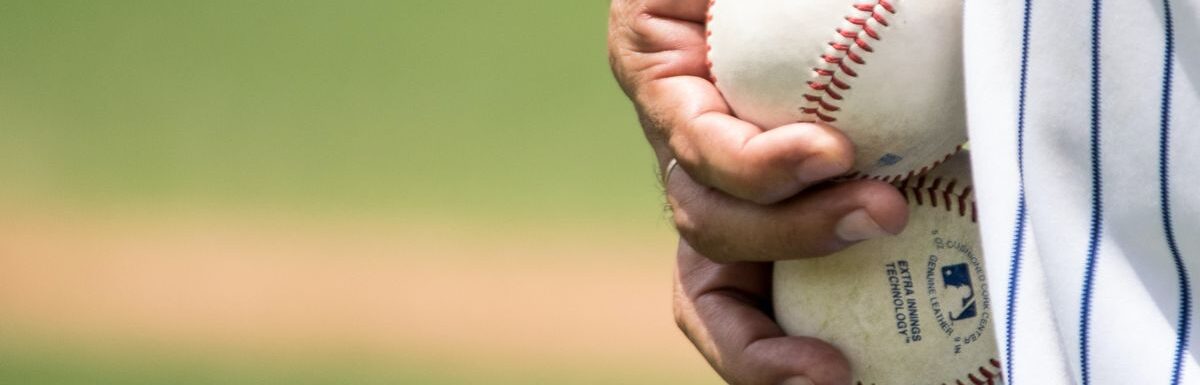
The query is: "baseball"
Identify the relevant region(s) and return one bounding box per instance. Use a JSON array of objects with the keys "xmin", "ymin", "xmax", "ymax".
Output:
[
  {"xmin": 773, "ymin": 151, "xmax": 1000, "ymax": 384},
  {"xmin": 706, "ymin": 0, "xmax": 967, "ymax": 181}
]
